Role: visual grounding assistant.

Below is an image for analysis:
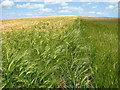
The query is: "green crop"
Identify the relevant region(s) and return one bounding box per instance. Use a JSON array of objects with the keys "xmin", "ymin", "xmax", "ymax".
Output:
[{"xmin": 1, "ymin": 17, "xmax": 118, "ymax": 88}]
